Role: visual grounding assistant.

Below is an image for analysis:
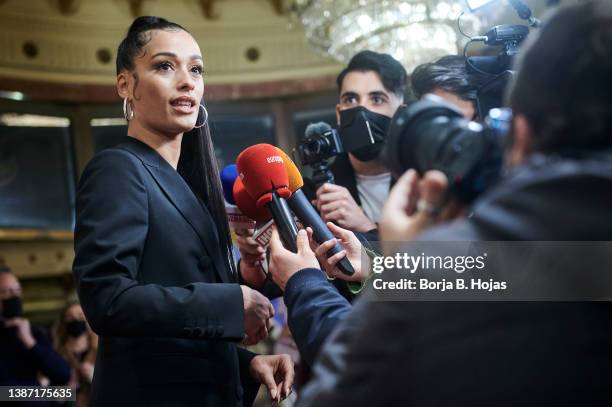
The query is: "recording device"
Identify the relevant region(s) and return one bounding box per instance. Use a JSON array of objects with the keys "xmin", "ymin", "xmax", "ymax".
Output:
[
  {"xmin": 220, "ymin": 164, "xmax": 258, "ymax": 230},
  {"xmin": 230, "ymin": 175, "xmax": 271, "ymax": 276},
  {"xmin": 274, "ymin": 147, "xmax": 355, "ymax": 276},
  {"xmin": 233, "ymin": 176, "xmax": 272, "ymax": 224},
  {"xmin": 463, "ymin": 0, "xmax": 539, "ymax": 117},
  {"xmin": 296, "ymin": 107, "xmax": 391, "ymax": 188},
  {"xmin": 297, "ymin": 122, "xmax": 343, "ymax": 166},
  {"xmin": 220, "ymin": 164, "xmax": 239, "ymax": 204},
  {"xmin": 296, "ymin": 122, "xmax": 342, "ymax": 188},
  {"xmin": 383, "ymin": 95, "xmax": 511, "ymax": 203},
  {"xmin": 236, "ymin": 144, "xmax": 299, "ymax": 252}
]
